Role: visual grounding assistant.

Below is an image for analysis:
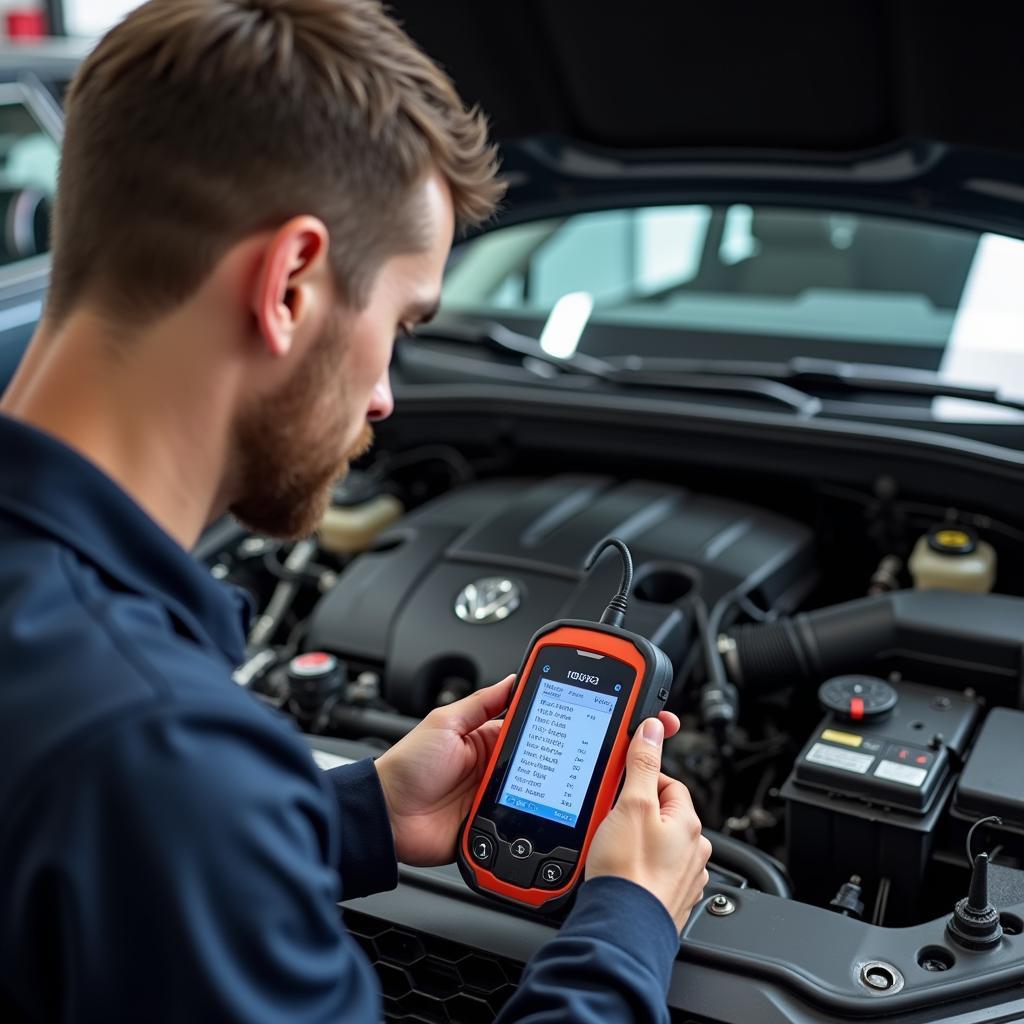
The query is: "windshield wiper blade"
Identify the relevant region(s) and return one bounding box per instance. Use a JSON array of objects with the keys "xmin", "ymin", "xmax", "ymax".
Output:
[
  {"xmin": 605, "ymin": 355, "xmax": 1024, "ymax": 416},
  {"xmin": 786, "ymin": 358, "xmax": 1024, "ymax": 414},
  {"xmin": 411, "ymin": 320, "xmax": 613, "ymax": 376},
  {"xmin": 411, "ymin": 322, "xmax": 823, "ymax": 416},
  {"xmin": 597, "ymin": 364, "xmax": 822, "ymax": 416}
]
